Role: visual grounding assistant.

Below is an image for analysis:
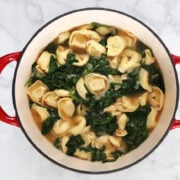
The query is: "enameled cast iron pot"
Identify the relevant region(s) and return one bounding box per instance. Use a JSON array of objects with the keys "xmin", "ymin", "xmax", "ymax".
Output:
[{"xmin": 0, "ymin": 8, "xmax": 180, "ymax": 174}]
